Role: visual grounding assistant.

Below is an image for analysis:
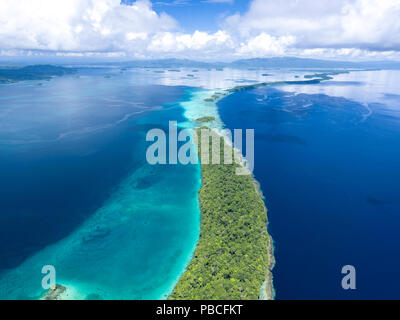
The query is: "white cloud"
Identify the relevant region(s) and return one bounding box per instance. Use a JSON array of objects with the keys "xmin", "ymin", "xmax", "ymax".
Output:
[
  {"xmin": 0, "ymin": 0, "xmax": 177, "ymax": 52},
  {"xmin": 224, "ymin": 0, "xmax": 400, "ymax": 52},
  {"xmin": 0, "ymin": 0, "xmax": 400, "ymax": 60},
  {"xmin": 236, "ymin": 33, "xmax": 296, "ymax": 57},
  {"xmin": 148, "ymin": 30, "xmax": 232, "ymax": 52}
]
